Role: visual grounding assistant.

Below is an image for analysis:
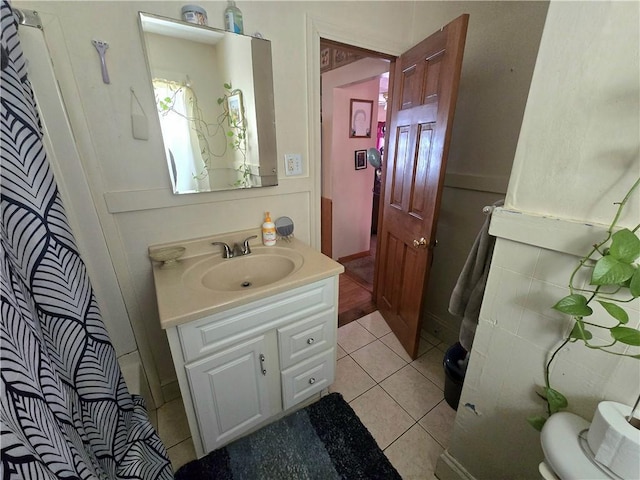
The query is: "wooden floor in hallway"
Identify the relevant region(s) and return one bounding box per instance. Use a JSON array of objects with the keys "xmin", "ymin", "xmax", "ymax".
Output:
[
  {"xmin": 338, "ymin": 273, "xmax": 376, "ymax": 327},
  {"xmin": 337, "ymin": 234, "xmax": 377, "ymax": 327}
]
